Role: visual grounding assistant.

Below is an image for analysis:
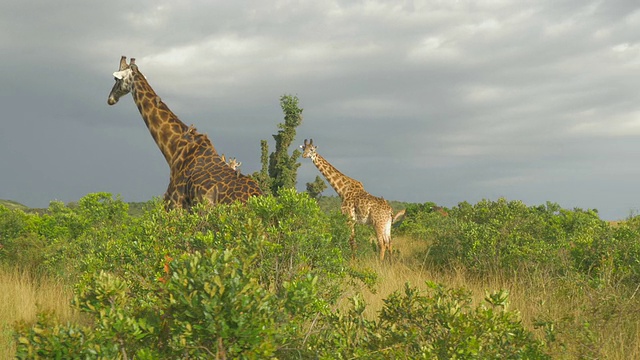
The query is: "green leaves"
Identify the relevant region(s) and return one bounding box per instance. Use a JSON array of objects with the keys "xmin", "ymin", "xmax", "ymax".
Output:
[
  {"xmin": 400, "ymin": 198, "xmax": 632, "ymax": 284},
  {"xmin": 159, "ymin": 248, "xmax": 279, "ymax": 358},
  {"xmin": 9, "ymin": 191, "xmax": 353, "ymax": 358},
  {"xmin": 265, "ymin": 94, "xmax": 304, "ymax": 195},
  {"xmin": 310, "ymin": 282, "xmax": 548, "ymax": 359}
]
